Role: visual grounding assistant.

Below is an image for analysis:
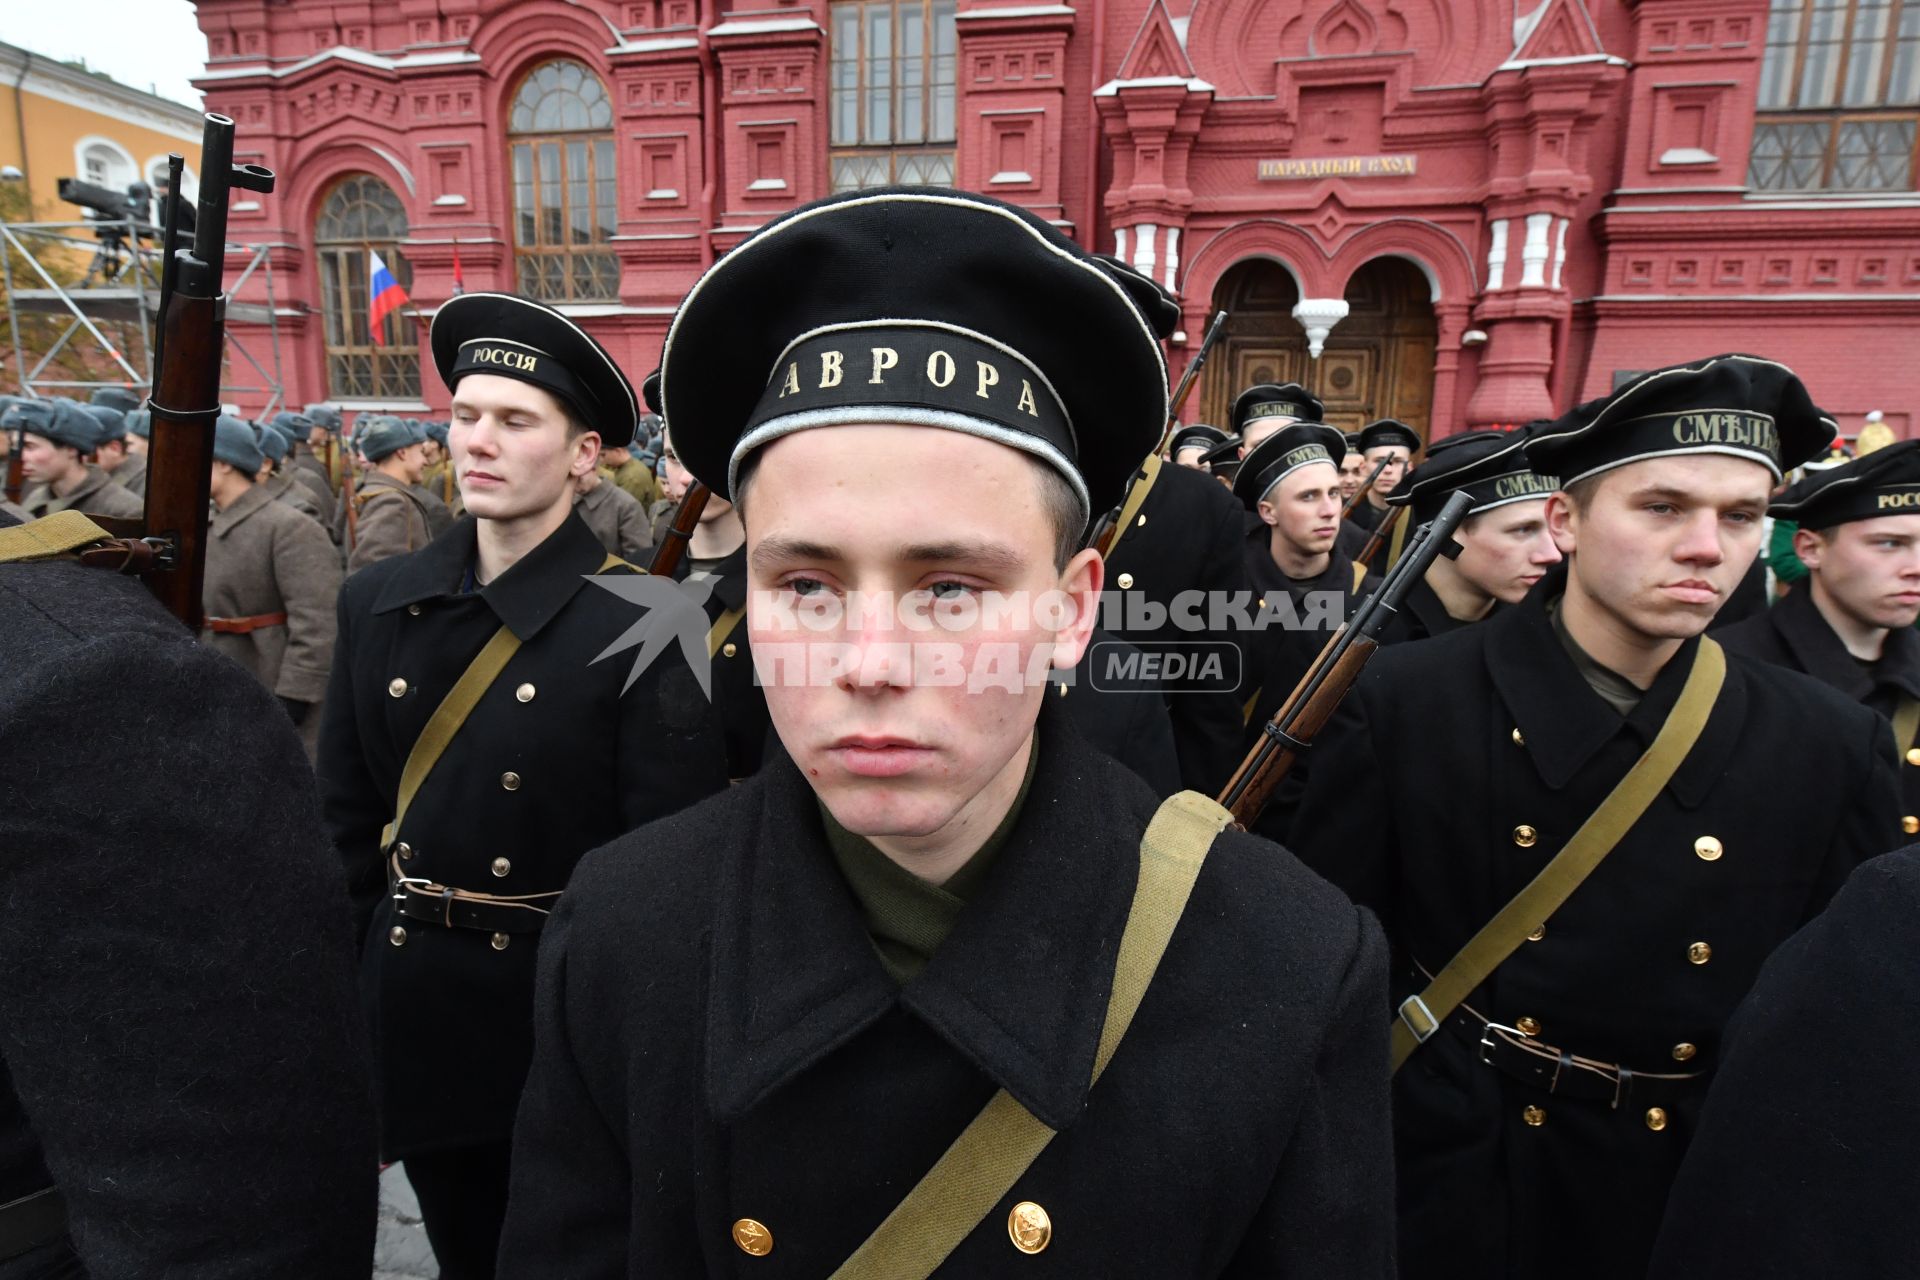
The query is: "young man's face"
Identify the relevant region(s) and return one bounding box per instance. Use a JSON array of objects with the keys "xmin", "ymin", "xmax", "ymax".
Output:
[
  {"xmin": 308, "ymin": 426, "xmax": 330, "ymax": 450},
  {"xmin": 1365, "ymin": 446, "xmax": 1410, "ymax": 497},
  {"xmin": 1238, "ymin": 416, "xmax": 1294, "ymax": 456},
  {"xmin": 449, "ymin": 373, "xmax": 598, "ymax": 521},
  {"xmin": 21, "ymin": 434, "xmax": 79, "ymax": 485},
  {"xmin": 1337, "ymin": 451, "xmax": 1369, "ymax": 500},
  {"xmin": 1799, "ymin": 516, "xmax": 1920, "ymax": 632},
  {"xmin": 661, "ymin": 439, "xmax": 693, "ymax": 502},
  {"xmin": 124, "ymin": 432, "xmax": 148, "ymax": 457},
  {"xmin": 1548, "ymin": 455, "xmax": 1770, "ymax": 643},
  {"xmin": 1452, "ymin": 499, "xmax": 1561, "ymax": 604},
  {"xmin": 95, "ymin": 438, "xmax": 127, "ymax": 472},
  {"xmin": 743, "ymin": 424, "xmax": 1100, "ymax": 843},
  {"xmin": 1256, "ymin": 463, "xmax": 1343, "ymax": 556},
  {"xmin": 420, "ymin": 438, "xmax": 442, "ymax": 466}
]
